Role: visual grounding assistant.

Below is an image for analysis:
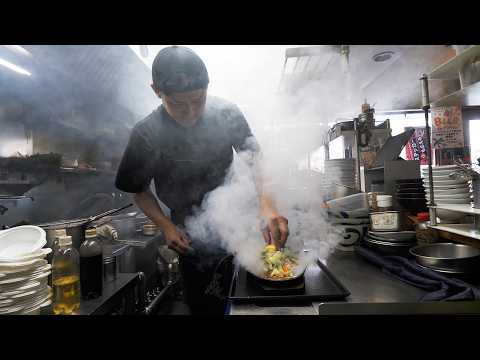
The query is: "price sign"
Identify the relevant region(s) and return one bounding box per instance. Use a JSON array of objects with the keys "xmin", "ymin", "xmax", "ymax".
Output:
[
  {"xmin": 405, "ymin": 127, "xmax": 429, "ymax": 165},
  {"xmin": 432, "ymin": 106, "xmax": 464, "ymax": 149}
]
